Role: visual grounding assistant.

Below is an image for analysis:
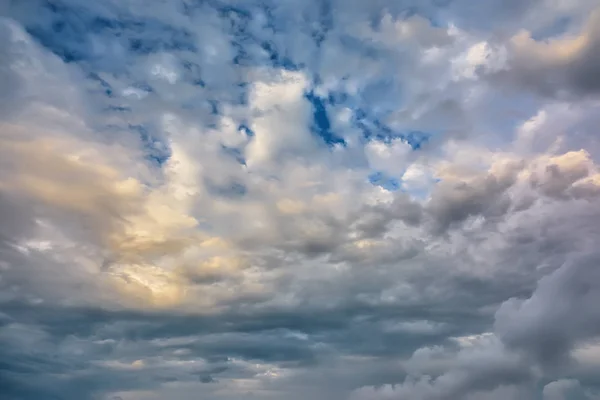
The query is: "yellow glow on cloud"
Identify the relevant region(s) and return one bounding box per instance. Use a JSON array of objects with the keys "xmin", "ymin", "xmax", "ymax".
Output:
[
  {"xmin": 109, "ymin": 262, "xmax": 187, "ymax": 309},
  {"xmin": 277, "ymin": 198, "xmax": 306, "ymax": 214}
]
